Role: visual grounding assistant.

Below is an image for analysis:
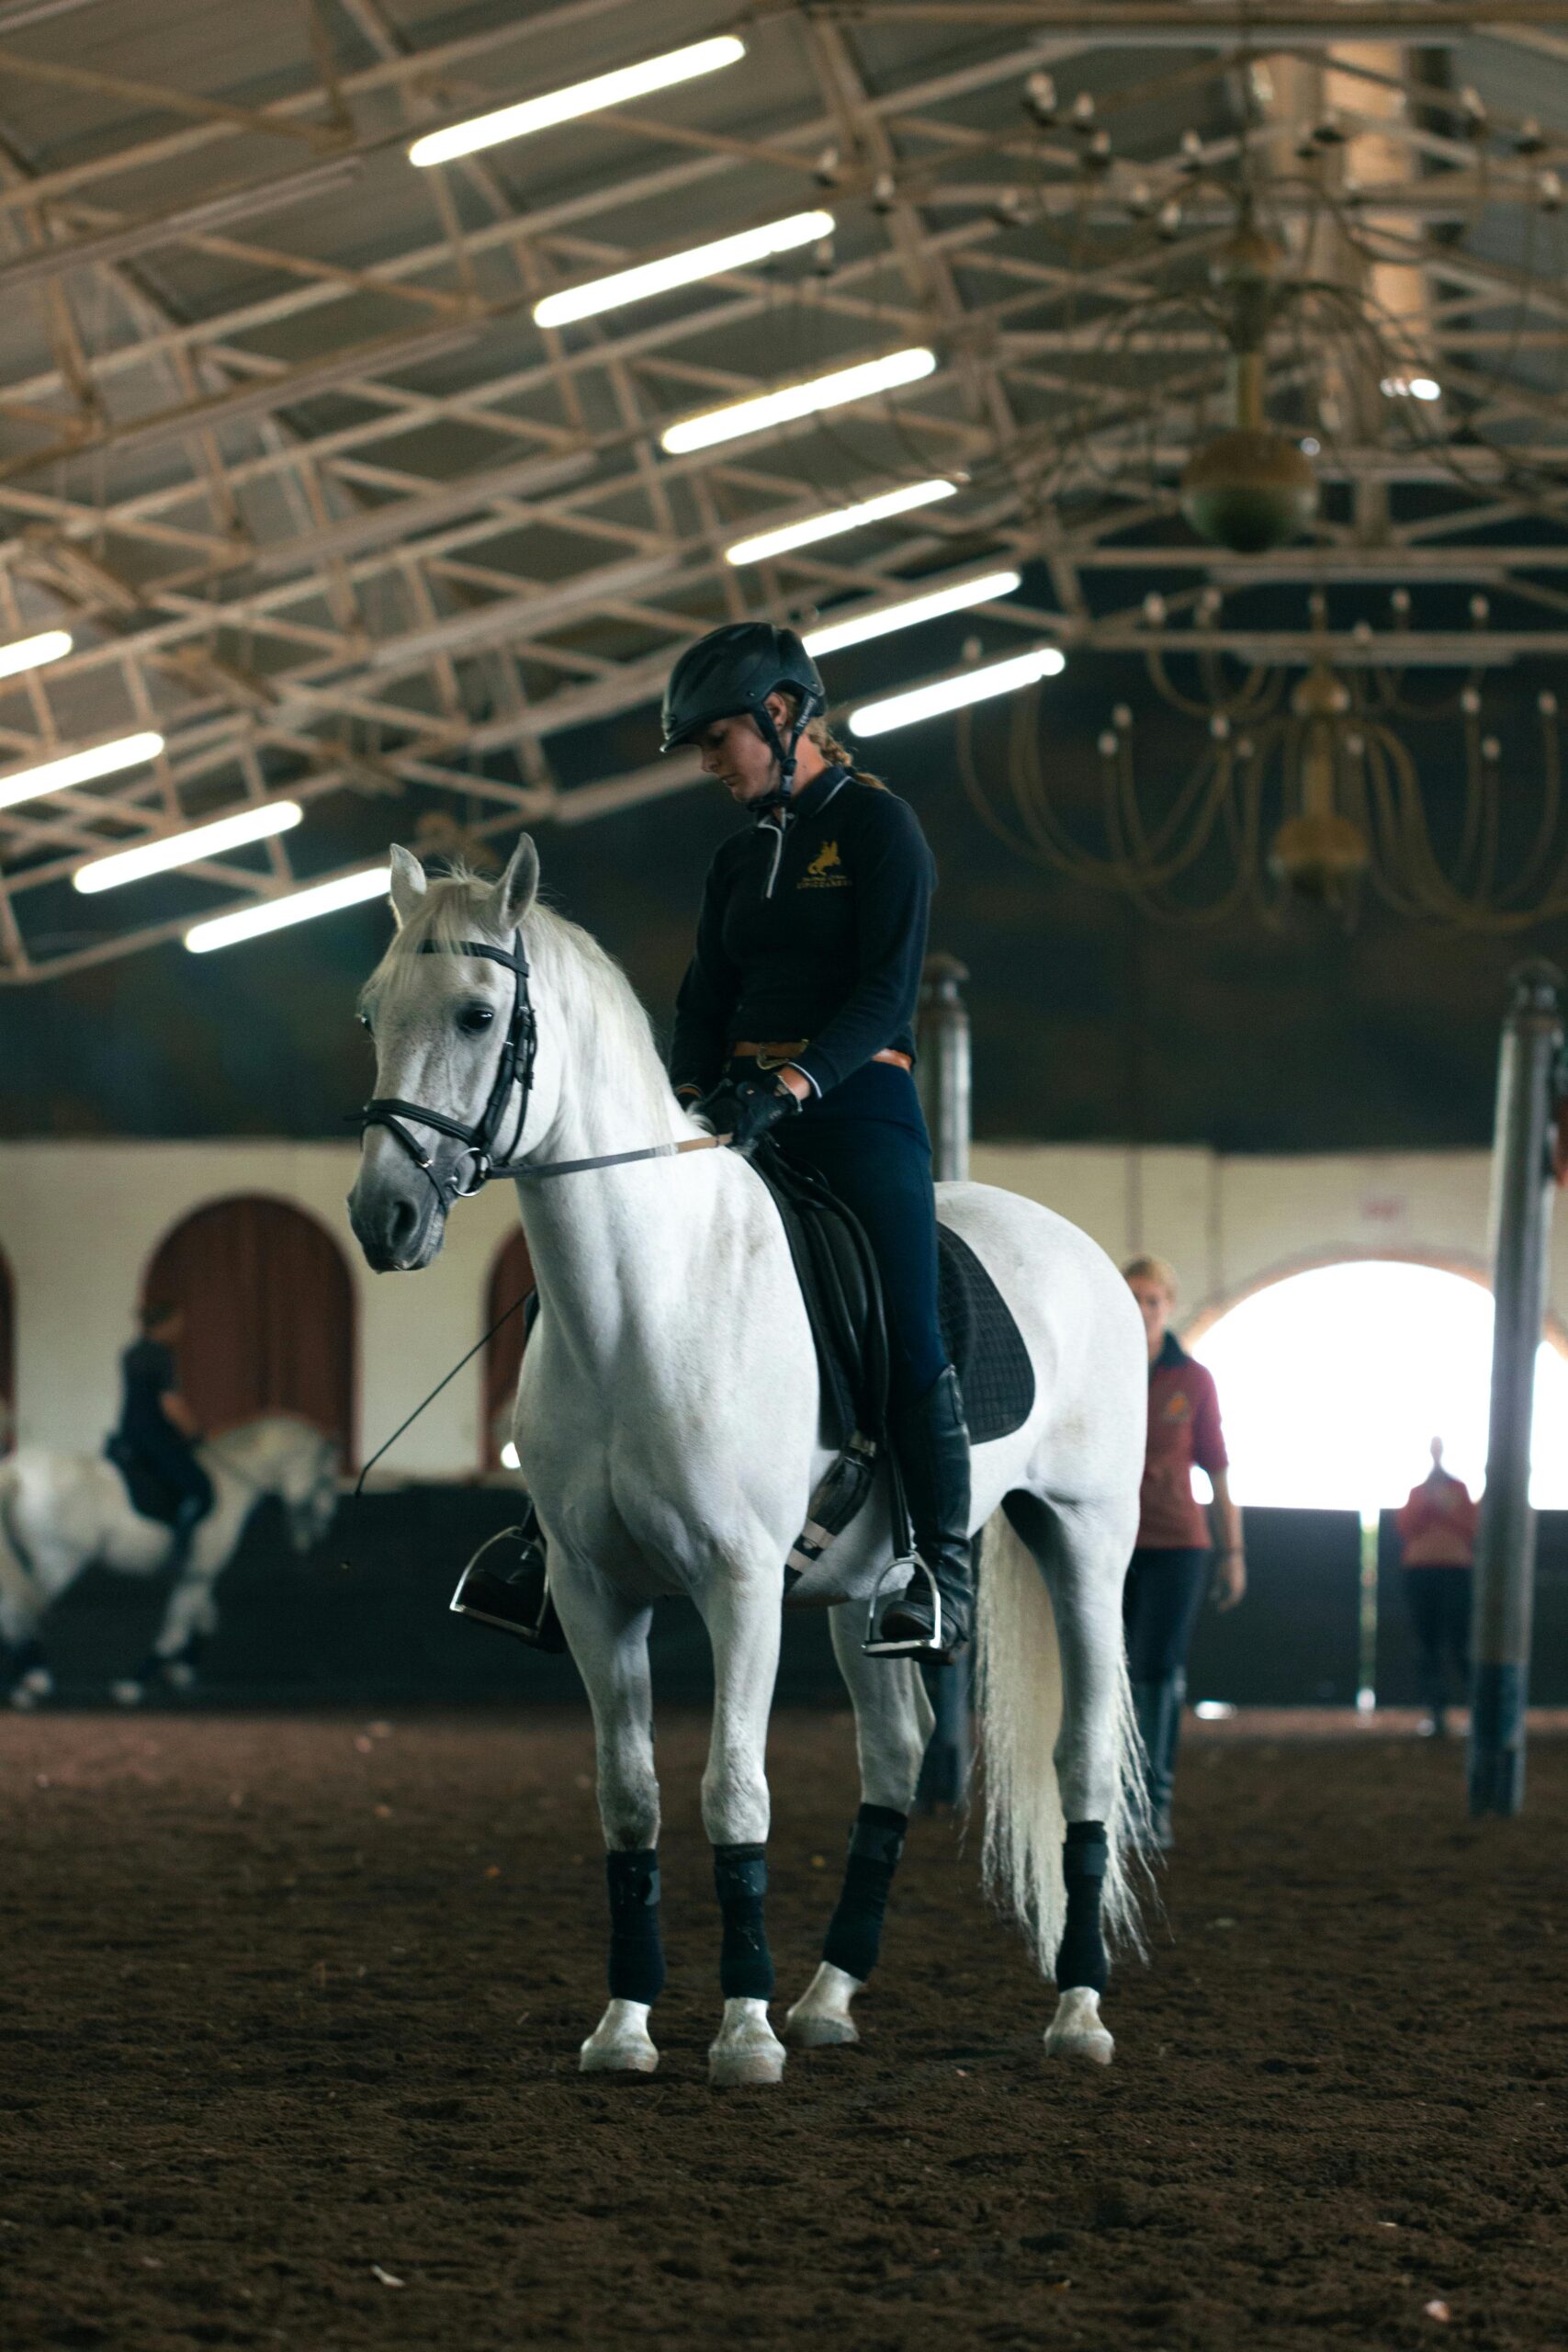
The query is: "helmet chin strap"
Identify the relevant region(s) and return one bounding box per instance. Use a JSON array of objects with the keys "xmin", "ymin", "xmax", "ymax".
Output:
[{"xmin": 750, "ymin": 698, "xmax": 815, "ymax": 815}]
